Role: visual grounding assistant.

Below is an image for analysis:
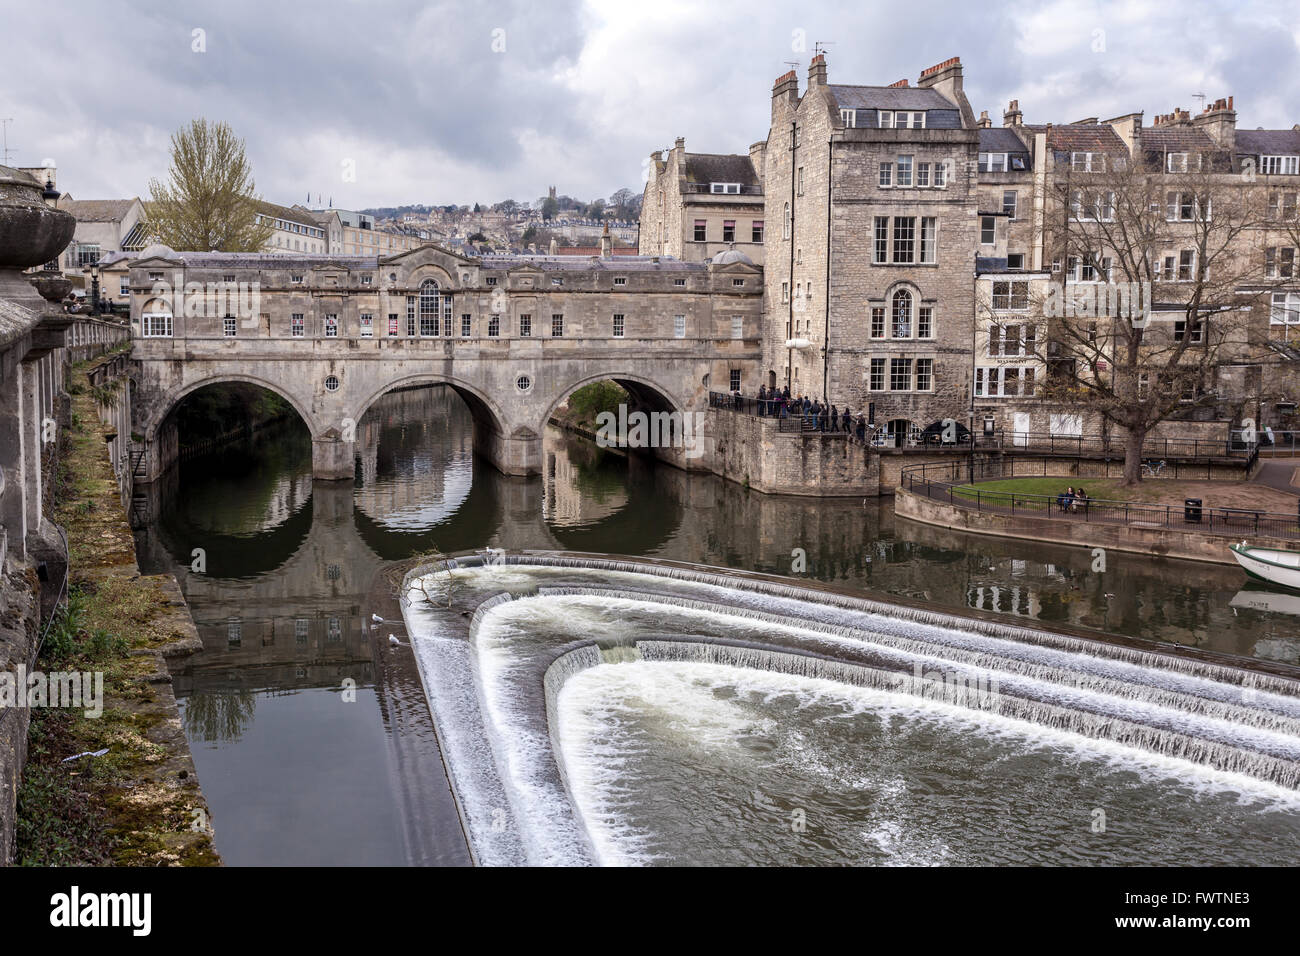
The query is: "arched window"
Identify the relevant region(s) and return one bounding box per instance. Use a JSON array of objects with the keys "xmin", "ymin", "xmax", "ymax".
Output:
[
  {"xmin": 141, "ymin": 297, "xmax": 173, "ymax": 338},
  {"xmin": 419, "ymin": 279, "xmax": 440, "ymax": 336},
  {"xmin": 782, "ymin": 202, "xmax": 792, "ymax": 239},
  {"xmin": 891, "ymin": 289, "xmax": 912, "ymax": 338}
]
